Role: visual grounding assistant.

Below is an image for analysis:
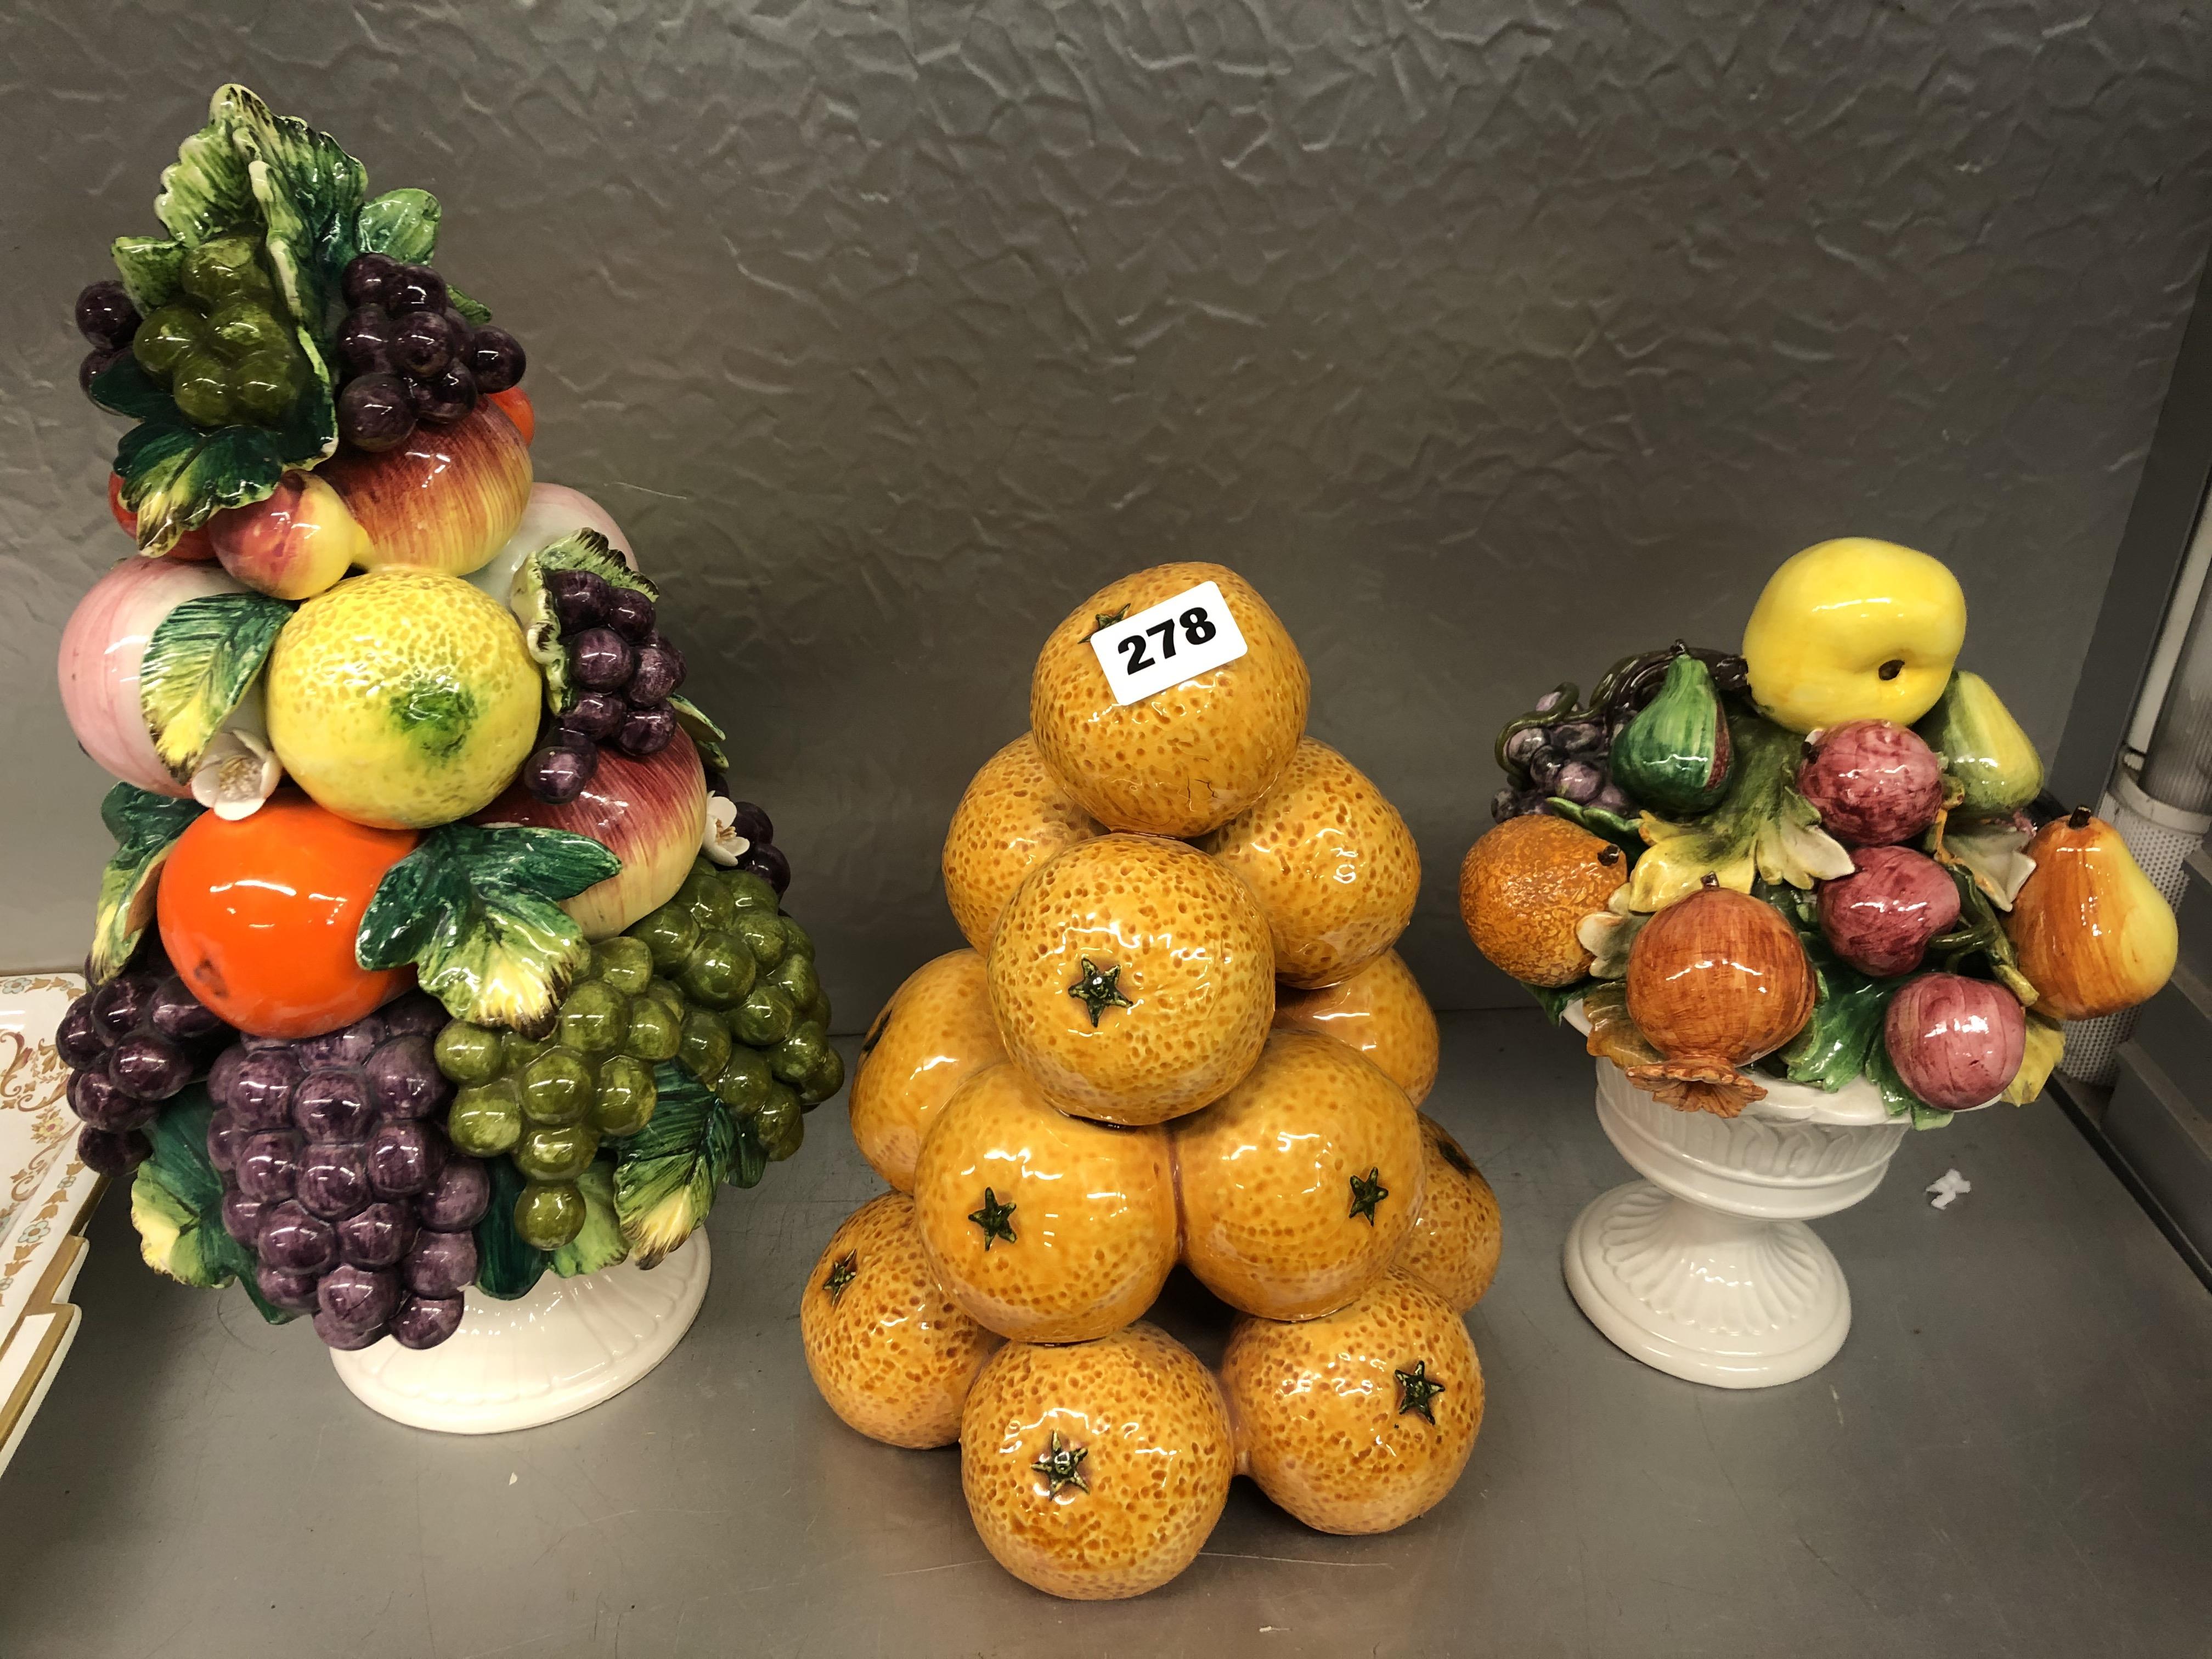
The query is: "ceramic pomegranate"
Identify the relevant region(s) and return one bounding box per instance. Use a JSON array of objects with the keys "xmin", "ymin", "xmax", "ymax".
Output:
[
  {"xmin": 1272, "ymin": 947, "xmax": 1440, "ymax": 1105},
  {"xmin": 1818, "ymin": 845, "xmax": 1961, "ymax": 978},
  {"xmin": 1623, "ymin": 880, "xmax": 1815, "ymax": 1116},
  {"xmin": 847, "ymin": 949, "xmax": 1006, "ymax": 1191},
  {"xmin": 940, "ymin": 732, "xmax": 1102, "ymax": 952},
  {"xmin": 1884, "ymin": 973, "xmax": 2028, "ymax": 1111},
  {"xmin": 2006, "ymin": 808, "xmax": 2178, "ymax": 1020},
  {"xmin": 1796, "ymin": 719, "xmax": 1944, "ymax": 847},
  {"xmin": 1391, "ymin": 1114, "xmax": 1502, "ymax": 1311}
]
